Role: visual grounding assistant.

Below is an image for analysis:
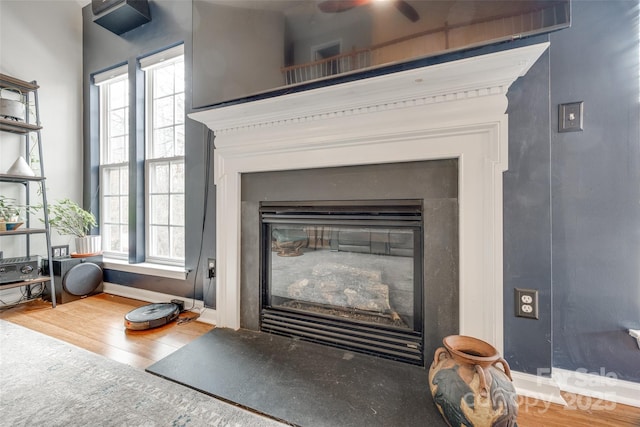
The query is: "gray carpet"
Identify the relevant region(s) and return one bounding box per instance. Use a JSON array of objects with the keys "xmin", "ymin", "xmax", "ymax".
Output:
[{"xmin": 0, "ymin": 319, "xmax": 286, "ymax": 427}]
